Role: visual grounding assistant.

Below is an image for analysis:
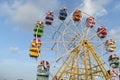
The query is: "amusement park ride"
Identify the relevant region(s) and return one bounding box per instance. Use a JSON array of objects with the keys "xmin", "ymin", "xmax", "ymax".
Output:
[{"xmin": 29, "ymin": 7, "xmax": 120, "ymax": 80}]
